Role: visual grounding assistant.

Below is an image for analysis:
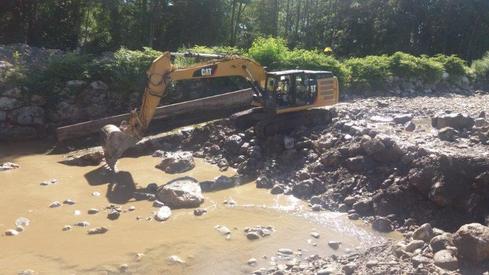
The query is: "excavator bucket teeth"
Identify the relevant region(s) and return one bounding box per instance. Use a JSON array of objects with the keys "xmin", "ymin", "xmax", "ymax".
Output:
[{"xmin": 101, "ymin": 124, "xmax": 138, "ymax": 170}]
